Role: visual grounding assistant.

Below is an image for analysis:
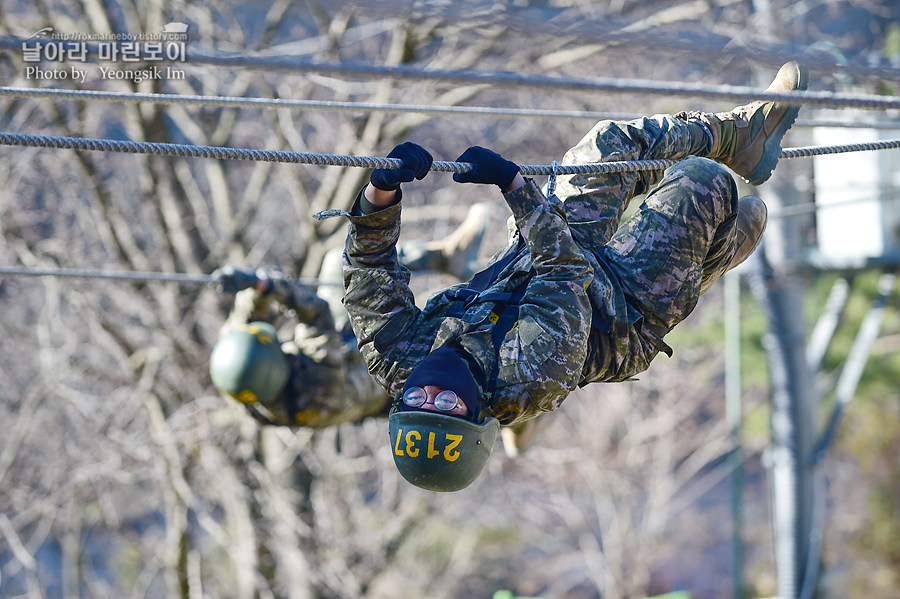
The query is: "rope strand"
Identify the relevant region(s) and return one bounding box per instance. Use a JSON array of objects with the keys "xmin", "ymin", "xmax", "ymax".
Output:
[
  {"xmin": 0, "ymin": 131, "xmax": 897, "ymax": 175},
  {"xmin": 3, "ymin": 86, "xmax": 899, "ymax": 129},
  {"xmin": 780, "ymin": 139, "xmax": 900, "ymax": 158},
  {"xmin": 0, "ymin": 265, "xmax": 338, "ymax": 286},
  {"xmin": 179, "ymin": 51, "xmax": 900, "ymax": 111},
  {"xmin": 2, "ymin": 32, "xmax": 899, "ymax": 109},
  {"xmin": 0, "ymin": 134, "xmax": 897, "ymax": 285}
]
